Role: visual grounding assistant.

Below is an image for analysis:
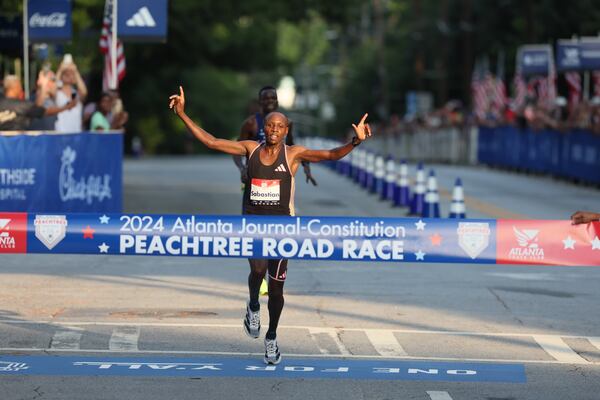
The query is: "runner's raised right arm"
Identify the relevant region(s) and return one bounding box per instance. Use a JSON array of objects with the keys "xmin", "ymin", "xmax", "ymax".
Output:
[{"xmin": 169, "ymin": 86, "xmax": 257, "ymax": 156}]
